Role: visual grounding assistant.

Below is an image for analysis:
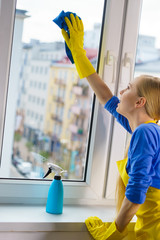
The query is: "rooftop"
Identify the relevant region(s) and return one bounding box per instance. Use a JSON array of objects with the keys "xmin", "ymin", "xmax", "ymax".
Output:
[{"xmin": 56, "ymin": 48, "xmax": 98, "ymax": 65}]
